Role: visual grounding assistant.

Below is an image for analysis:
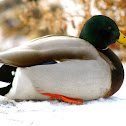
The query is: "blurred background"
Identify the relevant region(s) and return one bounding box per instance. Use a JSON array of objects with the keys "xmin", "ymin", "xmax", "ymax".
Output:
[{"xmin": 0, "ymin": 0, "xmax": 126, "ymax": 60}]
